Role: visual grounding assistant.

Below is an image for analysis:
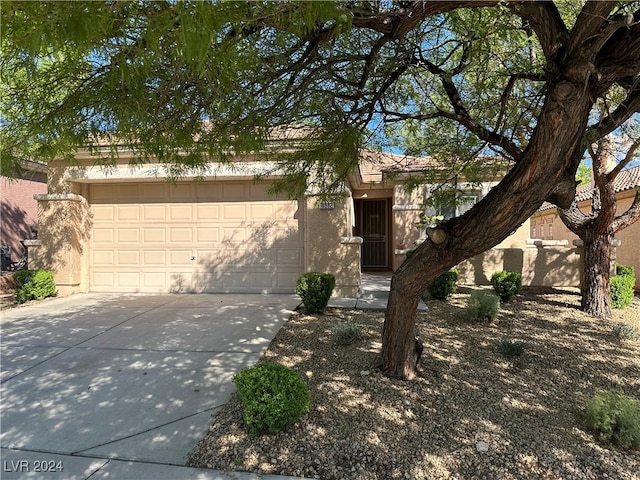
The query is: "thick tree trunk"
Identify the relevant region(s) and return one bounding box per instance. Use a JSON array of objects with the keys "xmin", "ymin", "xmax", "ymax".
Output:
[
  {"xmin": 376, "ymin": 282, "xmax": 423, "ymax": 380},
  {"xmin": 580, "ymin": 231, "xmax": 613, "ymax": 319},
  {"xmin": 379, "ymin": 77, "xmax": 593, "ymax": 379}
]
